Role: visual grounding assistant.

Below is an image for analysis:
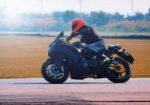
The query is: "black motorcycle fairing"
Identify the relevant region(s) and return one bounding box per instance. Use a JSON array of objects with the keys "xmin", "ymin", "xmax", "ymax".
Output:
[
  {"xmin": 107, "ymin": 45, "xmax": 134, "ymax": 64},
  {"xmin": 49, "ymin": 44, "xmax": 85, "ymax": 79}
]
